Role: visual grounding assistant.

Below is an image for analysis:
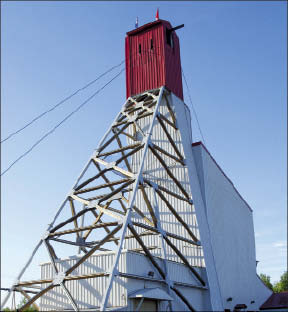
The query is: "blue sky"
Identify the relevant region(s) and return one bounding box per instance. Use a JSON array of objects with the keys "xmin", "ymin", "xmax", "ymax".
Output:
[{"xmin": 1, "ymin": 0, "xmax": 286, "ymax": 301}]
